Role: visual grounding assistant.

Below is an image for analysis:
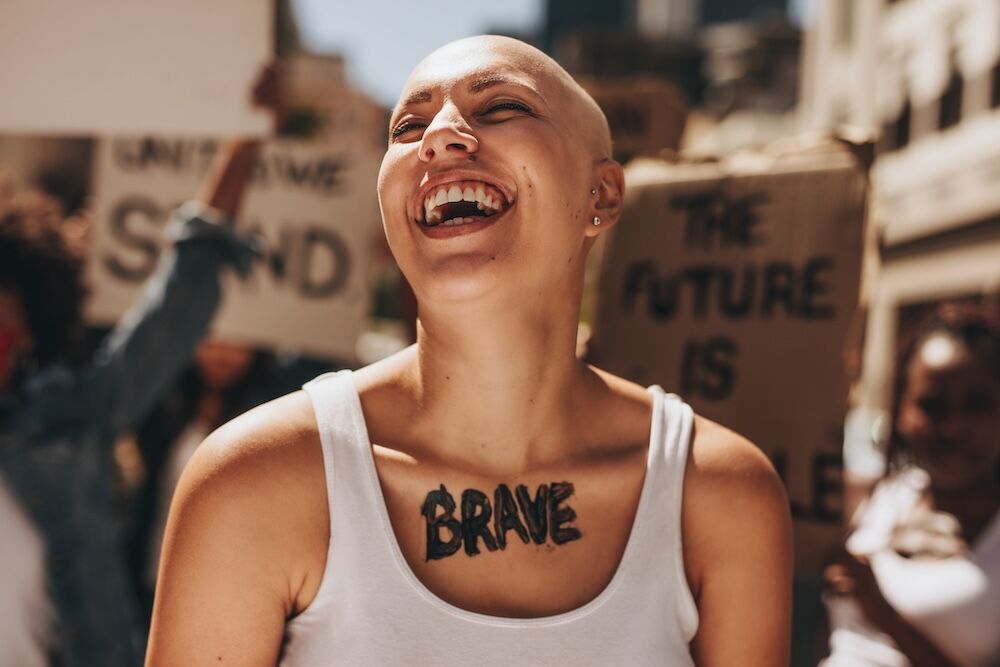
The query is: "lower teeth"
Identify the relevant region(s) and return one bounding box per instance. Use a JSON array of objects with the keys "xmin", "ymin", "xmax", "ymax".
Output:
[{"xmin": 442, "ymin": 216, "xmax": 479, "ymax": 227}]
